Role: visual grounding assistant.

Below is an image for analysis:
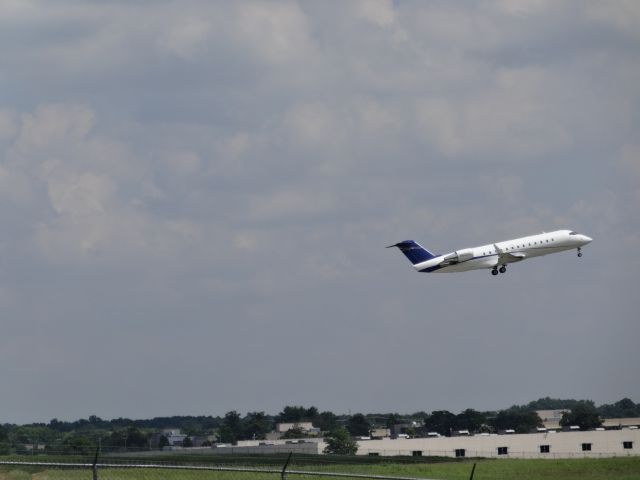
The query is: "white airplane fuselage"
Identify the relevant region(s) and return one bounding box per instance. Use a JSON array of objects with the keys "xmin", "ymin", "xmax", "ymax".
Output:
[{"xmin": 389, "ymin": 230, "xmax": 592, "ymax": 275}]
